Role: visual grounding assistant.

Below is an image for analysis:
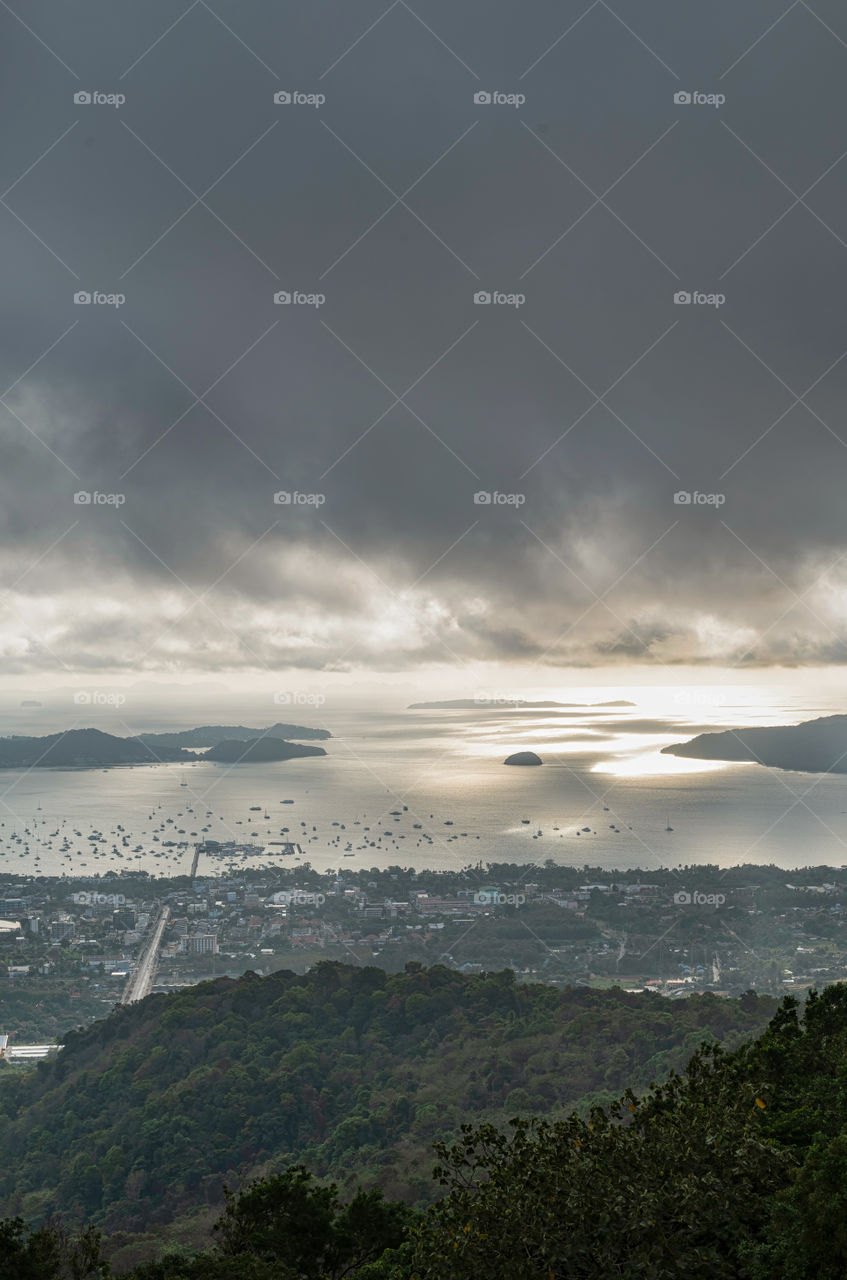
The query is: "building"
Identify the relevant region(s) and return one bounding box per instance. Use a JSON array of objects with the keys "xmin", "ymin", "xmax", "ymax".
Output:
[
  {"xmin": 179, "ymin": 934, "xmax": 218, "ymax": 955},
  {"xmin": 413, "ymin": 895, "xmax": 487, "ymax": 915},
  {"xmin": 0, "ymin": 1034, "xmax": 61, "ymax": 1062}
]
